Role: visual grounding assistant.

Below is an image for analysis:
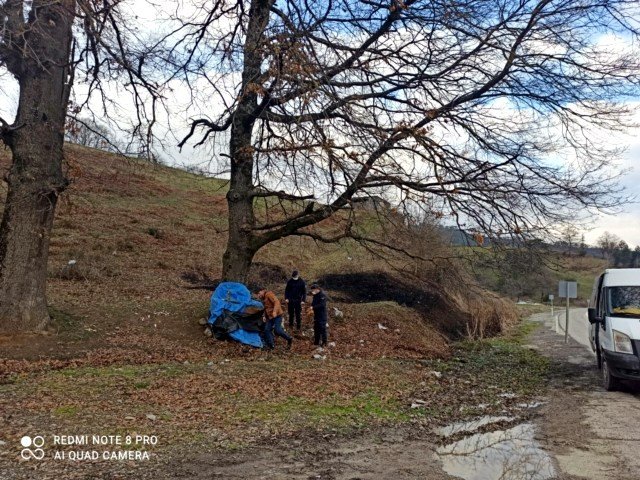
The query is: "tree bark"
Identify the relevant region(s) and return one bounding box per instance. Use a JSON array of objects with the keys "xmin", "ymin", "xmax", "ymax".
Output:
[
  {"xmin": 221, "ymin": 0, "xmax": 273, "ymax": 282},
  {"xmin": 0, "ymin": 0, "xmax": 74, "ymax": 333},
  {"xmin": 222, "ymin": 139, "xmax": 258, "ymax": 282}
]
